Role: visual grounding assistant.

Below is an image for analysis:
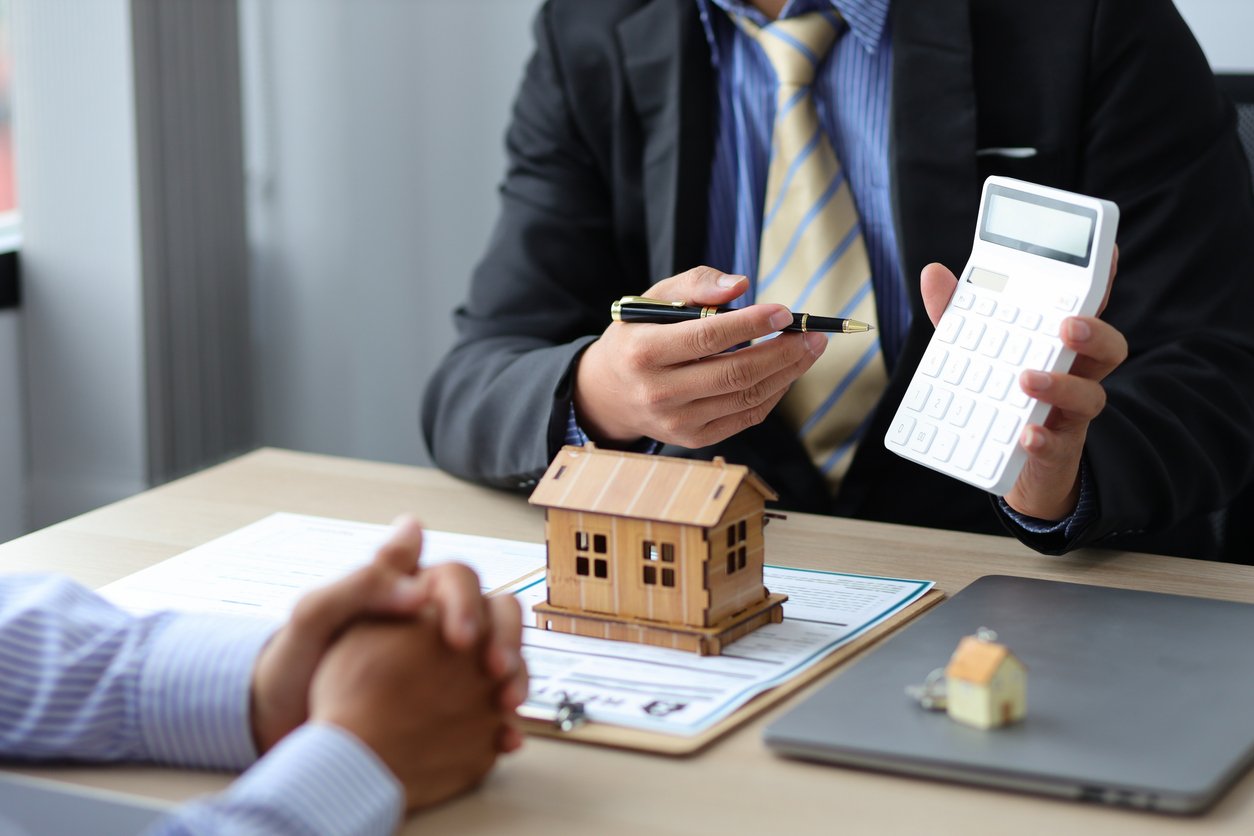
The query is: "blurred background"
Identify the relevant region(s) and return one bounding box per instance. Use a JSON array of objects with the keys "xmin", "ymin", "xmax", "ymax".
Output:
[{"xmin": 0, "ymin": 0, "xmax": 1248, "ymax": 543}]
